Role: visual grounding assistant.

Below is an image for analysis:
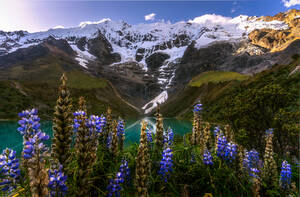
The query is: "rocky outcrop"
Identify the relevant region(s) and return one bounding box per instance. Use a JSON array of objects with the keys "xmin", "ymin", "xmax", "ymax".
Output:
[
  {"xmin": 43, "ymin": 36, "xmax": 76, "ymax": 56},
  {"xmin": 91, "ymin": 61, "xmax": 161, "ymax": 107},
  {"xmin": 146, "ymin": 52, "xmax": 170, "ymax": 71},
  {"xmin": 172, "ymin": 39, "xmax": 300, "ymax": 87},
  {"xmin": 249, "ymin": 9, "xmax": 300, "ymax": 52},
  {"xmin": 87, "ymin": 32, "xmax": 121, "ymax": 64},
  {"xmin": 0, "ymin": 36, "xmax": 76, "ymax": 67}
]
